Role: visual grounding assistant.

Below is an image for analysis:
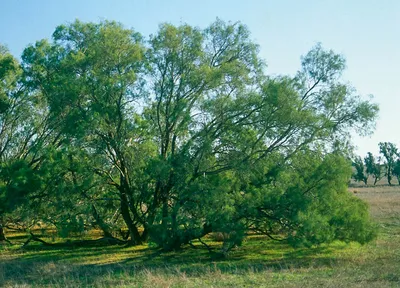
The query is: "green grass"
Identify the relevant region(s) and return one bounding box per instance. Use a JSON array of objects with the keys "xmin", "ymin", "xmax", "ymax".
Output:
[{"xmin": 1, "ymin": 186, "xmax": 400, "ymax": 287}]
